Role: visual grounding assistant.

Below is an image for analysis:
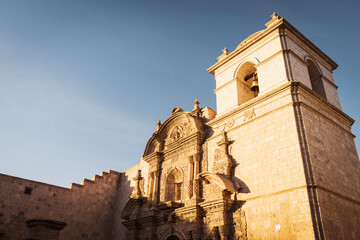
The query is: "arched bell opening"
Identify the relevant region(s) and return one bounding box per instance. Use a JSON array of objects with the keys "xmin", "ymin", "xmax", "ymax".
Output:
[
  {"xmin": 307, "ymin": 59, "xmax": 326, "ymax": 99},
  {"xmin": 235, "ymin": 61, "xmax": 259, "ymax": 105},
  {"xmin": 165, "ymin": 168, "xmax": 183, "ymax": 202}
]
